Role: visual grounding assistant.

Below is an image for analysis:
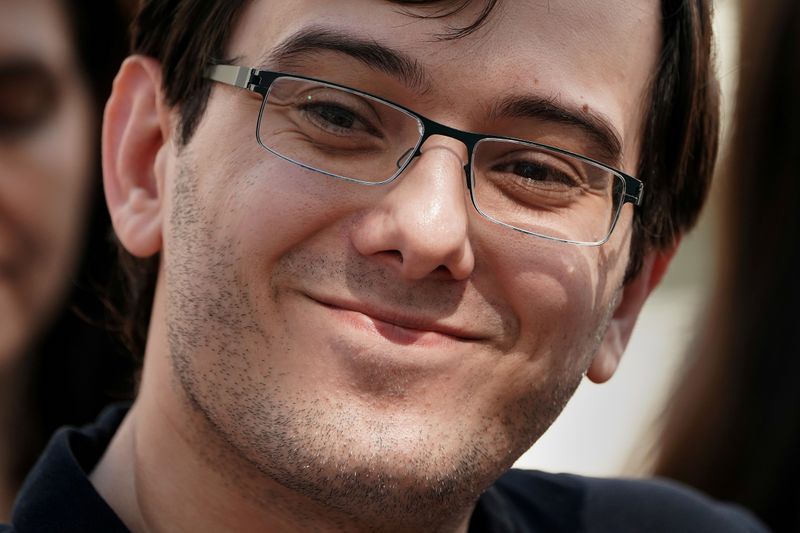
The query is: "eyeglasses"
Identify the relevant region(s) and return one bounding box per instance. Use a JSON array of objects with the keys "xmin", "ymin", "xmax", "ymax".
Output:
[{"xmin": 205, "ymin": 65, "xmax": 644, "ymax": 246}]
